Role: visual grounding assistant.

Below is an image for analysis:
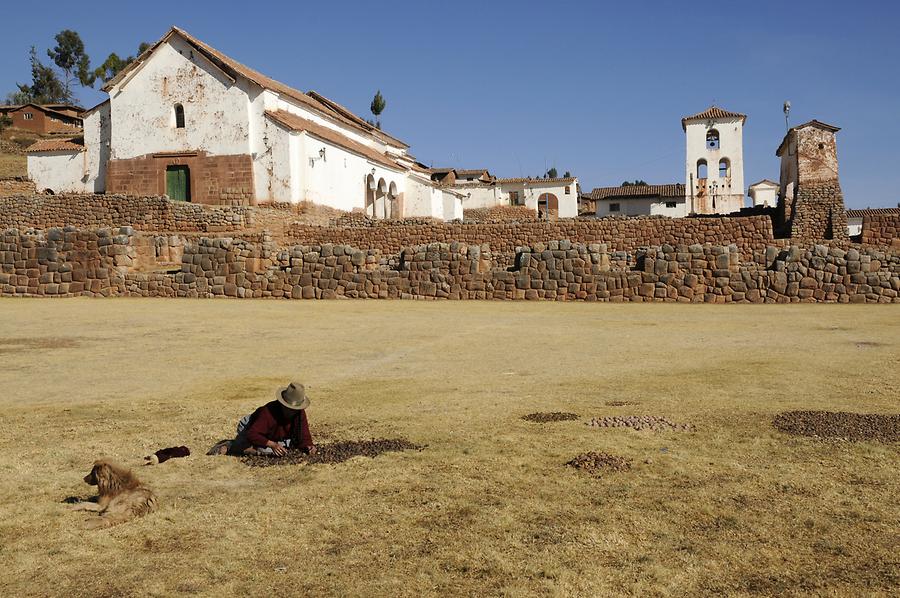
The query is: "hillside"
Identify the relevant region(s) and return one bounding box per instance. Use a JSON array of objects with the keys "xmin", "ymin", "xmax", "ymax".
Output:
[{"xmin": 0, "ymin": 128, "xmax": 40, "ymax": 178}]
